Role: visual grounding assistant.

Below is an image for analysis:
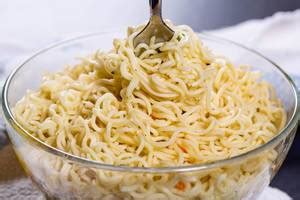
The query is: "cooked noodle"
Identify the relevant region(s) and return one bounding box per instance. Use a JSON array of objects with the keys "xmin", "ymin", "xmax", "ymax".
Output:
[{"xmin": 13, "ymin": 24, "xmax": 286, "ymax": 199}]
